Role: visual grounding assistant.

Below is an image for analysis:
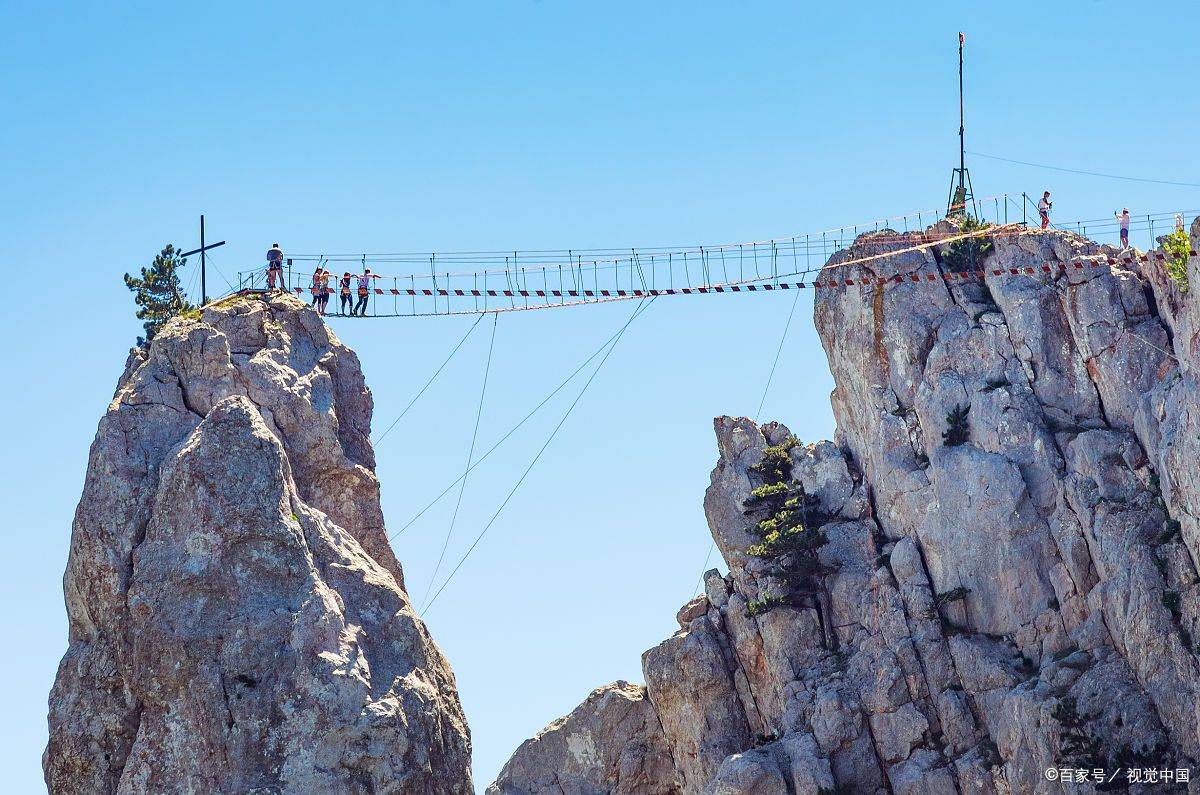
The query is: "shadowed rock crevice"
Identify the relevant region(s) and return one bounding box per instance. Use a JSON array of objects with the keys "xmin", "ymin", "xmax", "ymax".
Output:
[{"xmin": 492, "ymin": 222, "xmax": 1200, "ymax": 794}]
